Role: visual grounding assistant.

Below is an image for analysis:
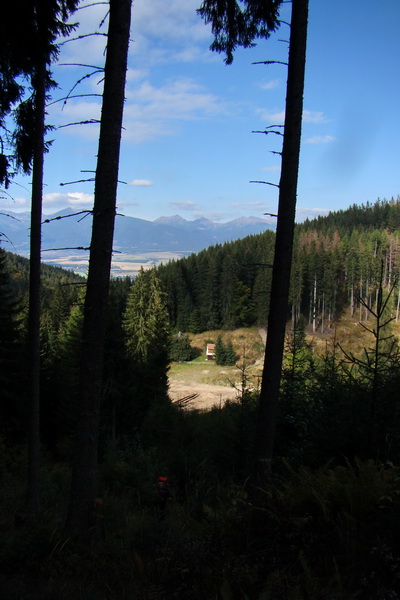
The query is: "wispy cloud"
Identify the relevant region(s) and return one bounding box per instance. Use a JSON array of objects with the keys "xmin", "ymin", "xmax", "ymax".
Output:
[
  {"xmin": 302, "ymin": 110, "xmax": 329, "ymax": 124},
  {"xmin": 122, "ymin": 77, "xmax": 228, "ymax": 142},
  {"xmin": 170, "ymin": 201, "xmax": 199, "ymax": 212},
  {"xmin": 305, "ymin": 135, "xmax": 336, "ymax": 145},
  {"xmin": 256, "ymin": 108, "xmax": 285, "ymax": 124},
  {"xmin": 258, "ymin": 79, "xmax": 281, "ymax": 91},
  {"xmin": 256, "ymin": 108, "xmax": 330, "ymax": 125},
  {"xmin": 128, "ymin": 179, "xmax": 154, "ymax": 187},
  {"xmin": 43, "ymin": 192, "xmax": 94, "ymax": 212},
  {"xmin": 261, "ymin": 165, "xmax": 281, "ymax": 172}
]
